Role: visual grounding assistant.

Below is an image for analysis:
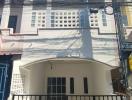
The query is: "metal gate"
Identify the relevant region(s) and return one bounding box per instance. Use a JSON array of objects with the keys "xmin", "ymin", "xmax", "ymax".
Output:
[{"xmin": 0, "ymin": 63, "xmax": 8, "ymax": 100}]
